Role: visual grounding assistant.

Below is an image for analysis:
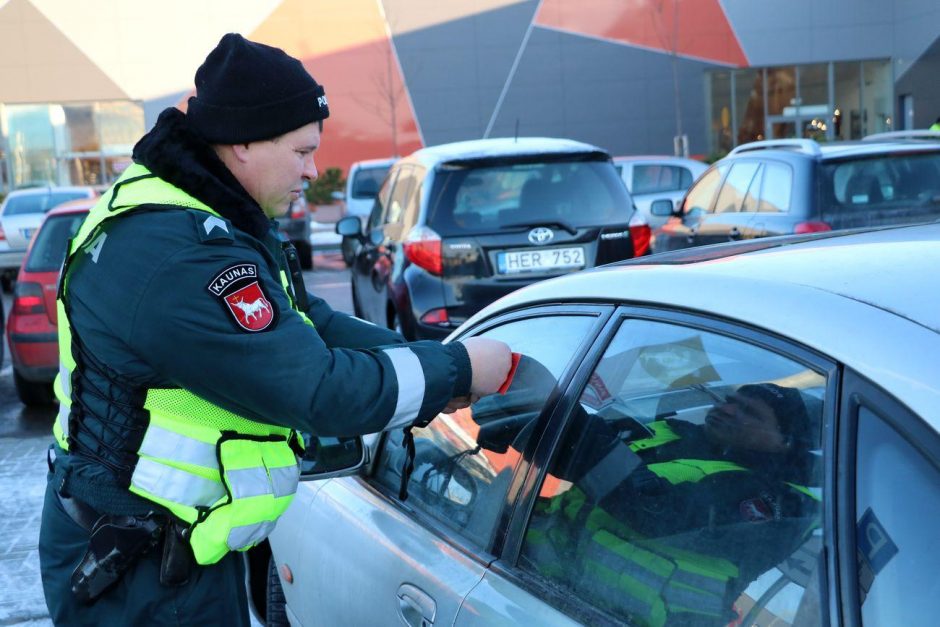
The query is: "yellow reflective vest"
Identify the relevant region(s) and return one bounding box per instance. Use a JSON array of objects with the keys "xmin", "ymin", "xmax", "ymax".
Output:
[{"xmin": 54, "ymin": 164, "xmax": 307, "ymax": 565}]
